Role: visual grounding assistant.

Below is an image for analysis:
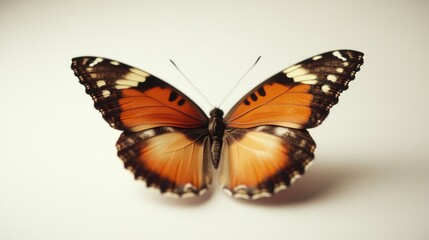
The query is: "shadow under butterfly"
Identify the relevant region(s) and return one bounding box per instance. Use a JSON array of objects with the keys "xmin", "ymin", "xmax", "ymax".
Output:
[{"xmin": 71, "ymin": 50, "xmax": 364, "ymax": 200}]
